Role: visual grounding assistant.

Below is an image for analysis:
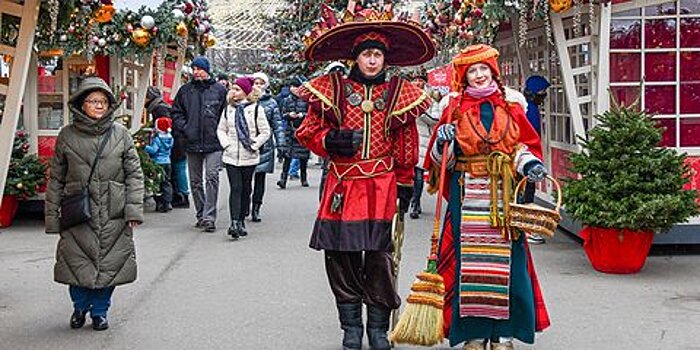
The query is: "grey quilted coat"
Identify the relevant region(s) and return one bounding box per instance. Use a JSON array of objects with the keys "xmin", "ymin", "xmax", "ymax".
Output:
[{"xmin": 45, "ymin": 77, "xmax": 144, "ymax": 289}]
